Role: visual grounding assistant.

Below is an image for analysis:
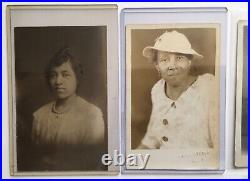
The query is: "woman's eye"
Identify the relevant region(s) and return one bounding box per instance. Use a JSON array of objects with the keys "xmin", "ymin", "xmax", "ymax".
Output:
[
  {"xmin": 162, "ymin": 58, "xmax": 169, "ymax": 62},
  {"xmin": 177, "ymin": 56, "xmax": 184, "ymax": 60},
  {"xmin": 62, "ymin": 73, "xmax": 70, "ymax": 77}
]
